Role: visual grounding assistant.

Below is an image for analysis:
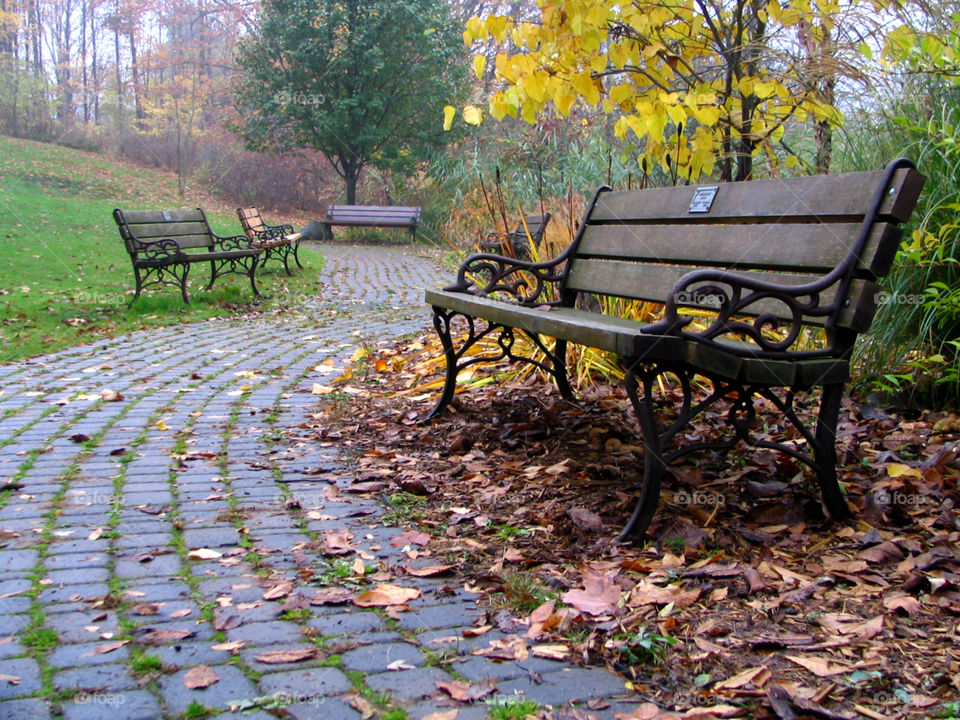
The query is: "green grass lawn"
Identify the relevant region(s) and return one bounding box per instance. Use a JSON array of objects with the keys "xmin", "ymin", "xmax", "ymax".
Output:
[{"xmin": 0, "ymin": 134, "xmax": 325, "ymax": 364}]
